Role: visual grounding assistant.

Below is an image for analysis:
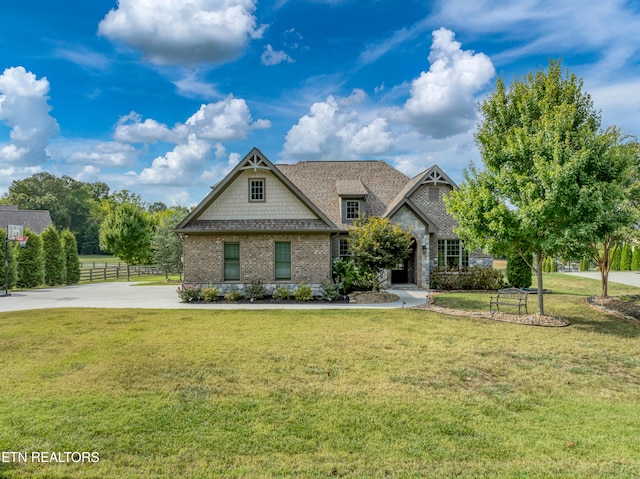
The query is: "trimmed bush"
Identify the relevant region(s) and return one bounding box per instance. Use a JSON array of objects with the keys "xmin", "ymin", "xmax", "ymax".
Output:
[
  {"xmin": 620, "ymin": 243, "xmax": 633, "ymax": 271},
  {"xmin": 243, "ymin": 281, "xmax": 268, "ymax": 301},
  {"xmin": 610, "ymin": 245, "xmax": 622, "ymax": 271},
  {"xmin": 224, "ymin": 290, "xmax": 242, "ymax": 301},
  {"xmin": 176, "ymin": 284, "xmax": 202, "ymax": 302},
  {"xmin": 0, "ymin": 228, "xmax": 17, "ymax": 290},
  {"xmin": 506, "ymin": 253, "xmax": 532, "ymax": 289},
  {"xmin": 632, "ymin": 248, "xmax": 640, "ymax": 271},
  {"xmin": 273, "ymin": 286, "xmax": 291, "ymax": 300},
  {"xmin": 16, "ymin": 229, "xmax": 45, "ymax": 289},
  {"xmin": 332, "ymin": 259, "xmax": 357, "ymax": 293},
  {"xmin": 430, "ymin": 266, "xmax": 504, "ymax": 291},
  {"xmin": 61, "ymin": 229, "xmax": 81, "ymax": 284},
  {"xmin": 294, "ymin": 282, "xmax": 313, "ymax": 301},
  {"xmin": 320, "ymin": 280, "xmax": 341, "ymax": 301},
  {"xmin": 201, "ymin": 287, "xmax": 219, "ymax": 302},
  {"xmin": 42, "ymin": 226, "xmax": 66, "ymax": 286},
  {"xmin": 579, "ymin": 257, "xmax": 590, "ymax": 272}
]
